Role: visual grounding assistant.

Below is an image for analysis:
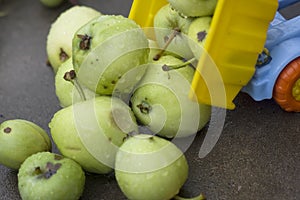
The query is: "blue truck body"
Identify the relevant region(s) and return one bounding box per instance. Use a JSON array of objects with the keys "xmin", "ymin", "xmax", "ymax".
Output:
[{"xmin": 242, "ymin": 0, "xmax": 300, "ymax": 101}]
